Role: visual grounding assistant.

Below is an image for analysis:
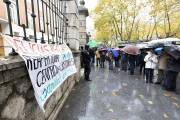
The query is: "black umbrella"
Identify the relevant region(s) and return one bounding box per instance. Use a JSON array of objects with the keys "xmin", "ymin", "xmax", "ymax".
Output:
[
  {"xmin": 164, "ymin": 46, "xmax": 180, "ymax": 60},
  {"xmin": 118, "ymin": 44, "xmax": 129, "ymax": 48},
  {"xmin": 140, "ymin": 46, "xmax": 153, "ymax": 51},
  {"xmin": 153, "ymin": 42, "xmax": 167, "ymax": 48}
]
